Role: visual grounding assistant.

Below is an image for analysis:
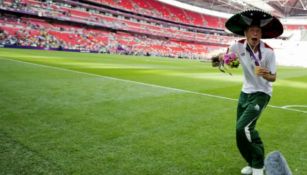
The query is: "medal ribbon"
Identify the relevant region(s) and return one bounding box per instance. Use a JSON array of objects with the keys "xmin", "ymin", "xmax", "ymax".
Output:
[{"xmin": 246, "ymin": 43, "xmax": 262, "ymax": 66}]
